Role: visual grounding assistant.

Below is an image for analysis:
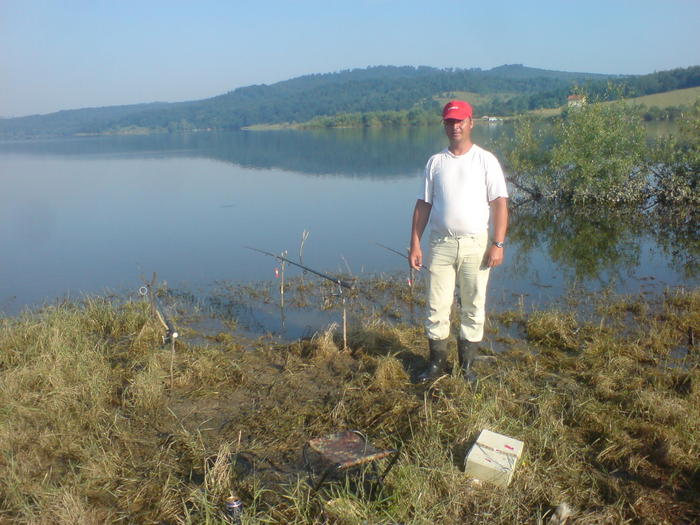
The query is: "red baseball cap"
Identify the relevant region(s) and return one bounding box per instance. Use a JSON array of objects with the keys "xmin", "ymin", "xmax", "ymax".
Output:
[{"xmin": 442, "ymin": 100, "xmax": 473, "ymax": 120}]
